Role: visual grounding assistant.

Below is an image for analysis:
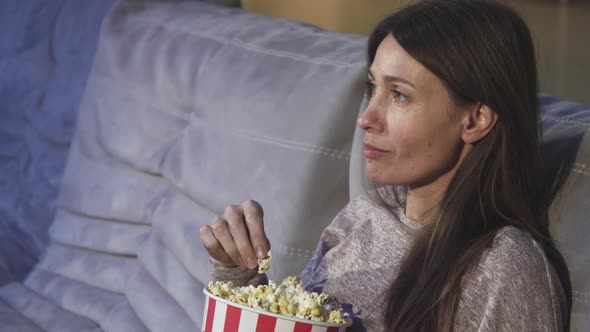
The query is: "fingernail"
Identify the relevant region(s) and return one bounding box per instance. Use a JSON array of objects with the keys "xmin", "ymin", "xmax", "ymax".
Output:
[
  {"xmin": 247, "ymin": 257, "xmax": 256, "ymax": 268},
  {"xmin": 256, "ymin": 246, "xmax": 265, "ymax": 259}
]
